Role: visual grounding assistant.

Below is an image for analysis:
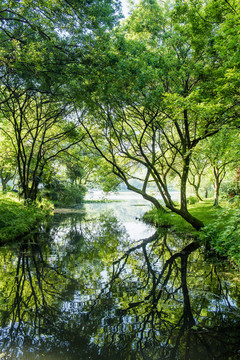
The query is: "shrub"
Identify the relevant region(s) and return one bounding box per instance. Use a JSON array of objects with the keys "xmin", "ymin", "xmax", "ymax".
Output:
[
  {"xmin": 187, "ymin": 196, "xmax": 198, "ymax": 205},
  {"xmin": 0, "ymin": 193, "xmax": 52, "ymax": 242},
  {"xmin": 43, "ymin": 179, "xmax": 86, "ymax": 206},
  {"xmin": 142, "ymin": 207, "xmax": 172, "ymax": 227},
  {"xmin": 201, "ymin": 208, "xmax": 240, "ymax": 266}
]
